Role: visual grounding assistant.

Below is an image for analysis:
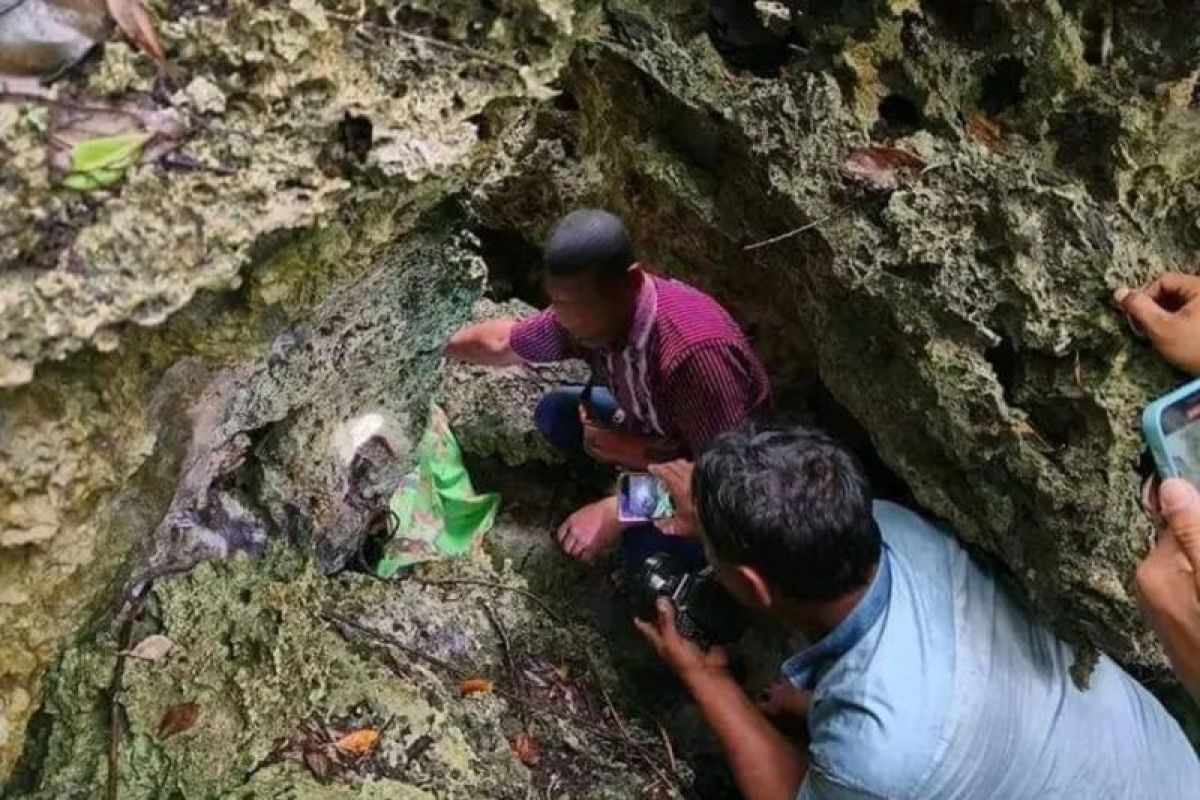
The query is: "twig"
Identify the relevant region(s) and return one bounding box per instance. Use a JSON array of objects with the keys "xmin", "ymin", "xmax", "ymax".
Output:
[
  {"xmin": 481, "ymin": 600, "xmax": 529, "ymax": 728},
  {"xmin": 657, "ymin": 722, "xmax": 677, "ymax": 775},
  {"xmin": 325, "ymin": 613, "xmax": 464, "ymax": 678},
  {"xmin": 0, "ymin": 91, "xmax": 149, "ymax": 122},
  {"xmin": 743, "ymin": 211, "xmax": 837, "ymax": 252},
  {"xmin": 417, "ymin": 578, "xmax": 567, "ymax": 624},
  {"xmin": 107, "ymin": 585, "xmax": 150, "ymax": 800},
  {"xmin": 323, "ymin": 16, "xmax": 519, "ymax": 72},
  {"xmin": 585, "ymin": 651, "xmax": 631, "ymax": 741}
]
